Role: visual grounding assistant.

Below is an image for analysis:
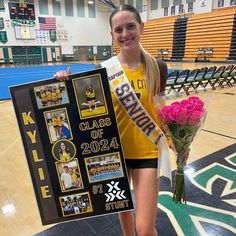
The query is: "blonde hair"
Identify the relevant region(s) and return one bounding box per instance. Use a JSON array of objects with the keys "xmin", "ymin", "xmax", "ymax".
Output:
[
  {"xmin": 140, "ymin": 44, "xmax": 161, "ymax": 100},
  {"xmin": 110, "ymin": 4, "xmax": 161, "ymax": 101}
]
